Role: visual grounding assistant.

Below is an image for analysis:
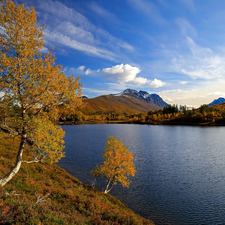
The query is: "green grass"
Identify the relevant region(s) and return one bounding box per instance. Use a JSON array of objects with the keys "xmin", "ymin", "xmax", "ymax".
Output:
[{"xmin": 0, "ymin": 131, "xmax": 154, "ymax": 225}]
